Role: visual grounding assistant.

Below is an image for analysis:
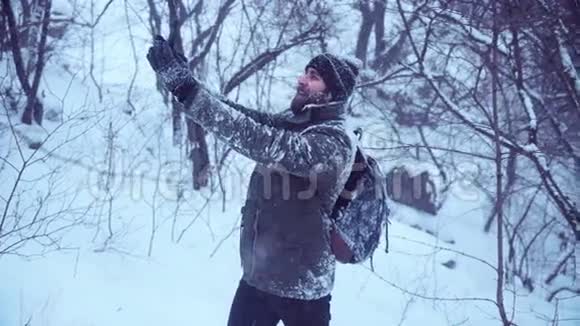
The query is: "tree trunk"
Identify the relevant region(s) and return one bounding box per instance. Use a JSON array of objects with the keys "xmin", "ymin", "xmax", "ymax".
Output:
[
  {"xmin": 164, "ymin": 0, "xmax": 211, "ymax": 189},
  {"xmin": 575, "ymin": 159, "xmax": 580, "ymax": 276},
  {"xmin": 491, "ymin": 1, "xmax": 511, "ymax": 324},
  {"xmin": 168, "ymin": 0, "xmax": 185, "ymax": 146},
  {"xmin": 187, "ymin": 118, "xmax": 210, "ymax": 190},
  {"xmin": 1, "ymin": 0, "xmax": 50, "ymax": 126},
  {"xmin": 355, "ymin": 1, "xmax": 375, "ymax": 67},
  {"xmin": 373, "ymin": 0, "xmax": 387, "ymax": 58}
]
